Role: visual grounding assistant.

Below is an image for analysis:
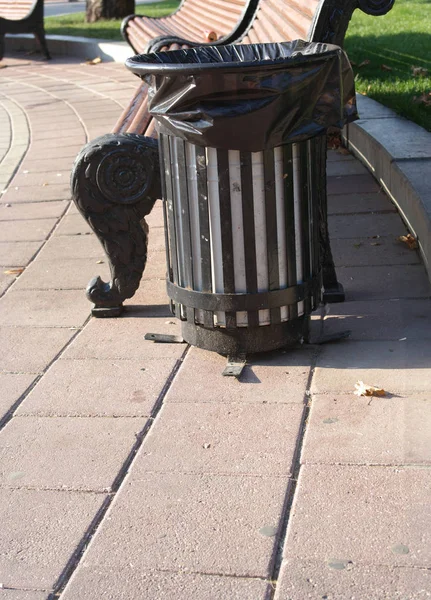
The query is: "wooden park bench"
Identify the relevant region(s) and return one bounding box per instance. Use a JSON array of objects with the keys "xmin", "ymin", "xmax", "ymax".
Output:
[
  {"xmin": 121, "ymin": 0, "xmax": 258, "ymax": 55},
  {"xmin": 71, "ymin": 0, "xmax": 395, "ymax": 317},
  {"xmin": 0, "ymin": 0, "xmax": 50, "ymax": 60}
]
